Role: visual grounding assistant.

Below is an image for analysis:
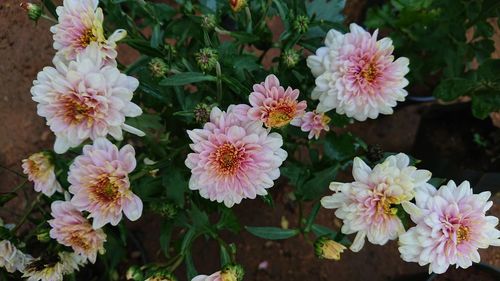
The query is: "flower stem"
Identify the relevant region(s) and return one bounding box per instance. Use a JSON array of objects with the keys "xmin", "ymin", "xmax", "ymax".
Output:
[
  {"xmin": 40, "ymin": 13, "xmax": 57, "ymax": 24},
  {"xmin": 13, "ymin": 193, "xmax": 42, "ymax": 234},
  {"xmin": 215, "ymin": 62, "xmax": 222, "ymax": 104}
]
